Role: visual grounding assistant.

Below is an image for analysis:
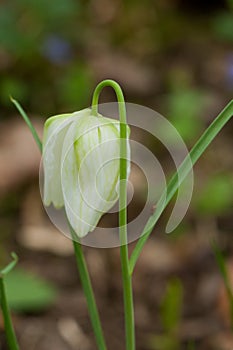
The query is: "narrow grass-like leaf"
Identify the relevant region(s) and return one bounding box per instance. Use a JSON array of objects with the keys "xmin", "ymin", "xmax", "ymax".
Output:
[
  {"xmin": 187, "ymin": 341, "xmax": 196, "ymax": 350},
  {"xmin": 0, "ymin": 253, "xmax": 18, "ymax": 277},
  {"xmin": 212, "ymin": 241, "xmax": 230, "ymax": 288},
  {"xmin": 129, "ymin": 100, "xmax": 233, "ymax": 274},
  {"xmin": 160, "ymin": 278, "xmax": 183, "ymax": 333},
  {"xmin": 212, "ymin": 241, "xmax": 233, "ymax": 329},
  {"xmin": 0, "ymin": 254, "xmax": 19, "ymax": 350},
  {"xmin": 11, "ymin": 97, "xmax": 42, "ymax": 152}
]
